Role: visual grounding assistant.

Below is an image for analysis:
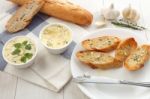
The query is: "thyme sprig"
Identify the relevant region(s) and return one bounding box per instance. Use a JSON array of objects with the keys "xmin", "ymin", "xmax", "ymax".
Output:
[{"xmin": 111, "ymin": 19, "xmax": 146, "ymax": 30}]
